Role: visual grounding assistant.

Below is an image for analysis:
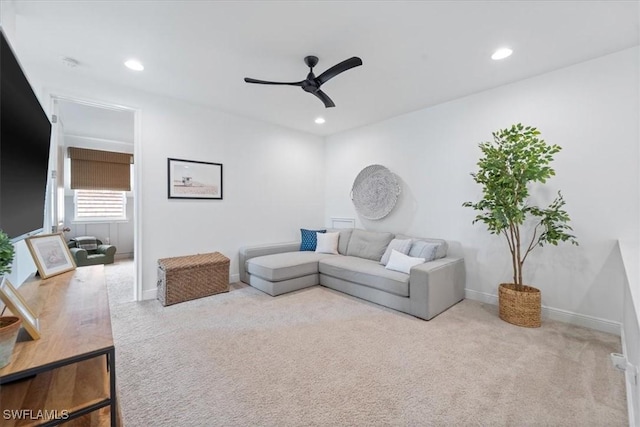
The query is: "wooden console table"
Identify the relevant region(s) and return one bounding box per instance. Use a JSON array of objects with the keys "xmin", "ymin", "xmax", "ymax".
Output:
[{"xmin": 0, "ymin": 266, "xmax": 117, "ymax": 426}]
